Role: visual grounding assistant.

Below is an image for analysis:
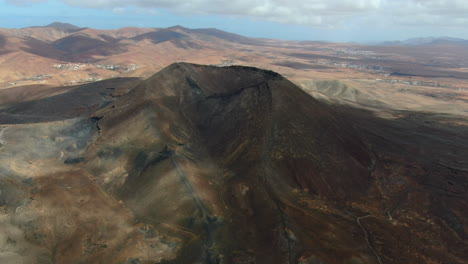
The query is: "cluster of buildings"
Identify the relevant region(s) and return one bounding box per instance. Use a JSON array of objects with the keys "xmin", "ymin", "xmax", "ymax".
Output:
[
  {"xmin": 54, "ymin": 63, "xmax": 140, "ymax": 72},
  {"xmin": 53, "ymin": 63, "xmax": 86, "ymax": 70},
  {"xmin": 95, "ymin": 64, "xmax": 140, "ymax": 72},
  {"xmin": 375, "ymin": 78, "xmax": 458, "ymax": 89}
]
